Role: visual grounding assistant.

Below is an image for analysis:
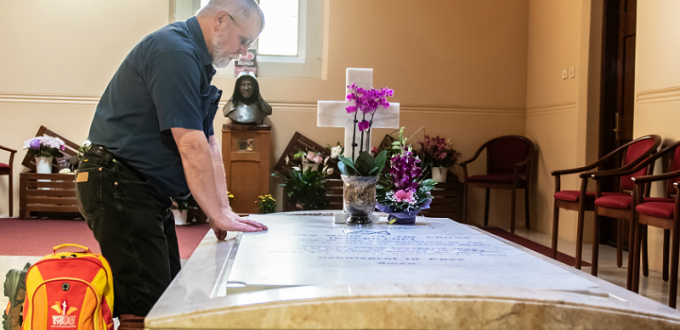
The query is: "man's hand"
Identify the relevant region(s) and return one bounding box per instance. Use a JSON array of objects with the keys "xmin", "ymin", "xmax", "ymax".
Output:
[{"xmin": 209, "ymin": 210, "xmax": 268, "ymax": 240}]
